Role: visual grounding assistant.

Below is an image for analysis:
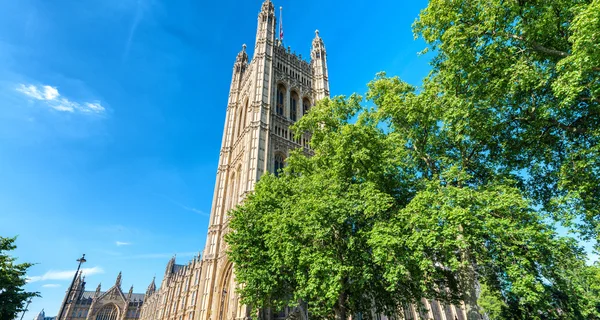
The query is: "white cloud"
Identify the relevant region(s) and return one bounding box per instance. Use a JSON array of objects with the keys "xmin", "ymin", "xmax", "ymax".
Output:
[
  {"xmin": 15, "ymin": 83, "xmax": 106, "ymax": 115},
  {"xmin": 42, "ymin": 86, "xmax": 59, "ymax": 100},
  {"xmin": 17, "ymin": 84, "xmax": 44, "ymax": 100},
  {"xmin": 41, "ymin": 284, "xmax": 61, "ymax": 288},
  {"xmin": 27, "ymin": 266, "xmax": 104, "ymax": 283},
  {"xmin": 85, "ymin": 102, "xmax": 105, "ymax": 113},
  {"xmin": 53, "ymin": 105, "xmax": 75, "ymax": 112},
  {"xmin": 116, "ymin": 241, "xmax": 131, "ymax": 246}
]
